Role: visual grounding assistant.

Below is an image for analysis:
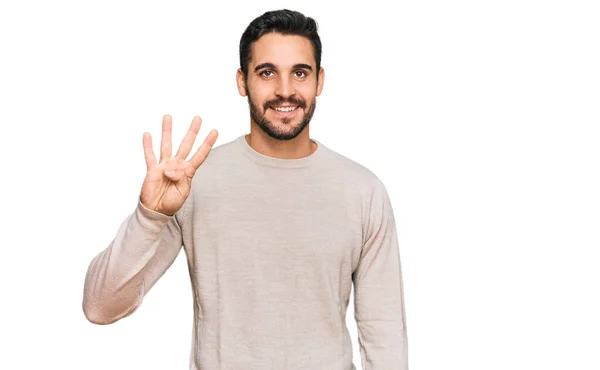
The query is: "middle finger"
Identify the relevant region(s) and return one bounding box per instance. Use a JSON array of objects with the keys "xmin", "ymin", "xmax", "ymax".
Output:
[{"xmin": 160, "ymin": 114, "xmax": 173, "ymax": 162}]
